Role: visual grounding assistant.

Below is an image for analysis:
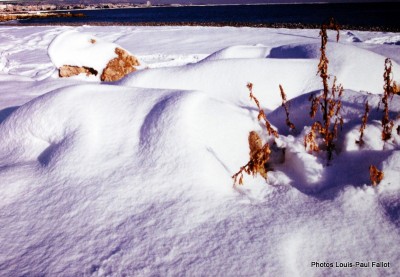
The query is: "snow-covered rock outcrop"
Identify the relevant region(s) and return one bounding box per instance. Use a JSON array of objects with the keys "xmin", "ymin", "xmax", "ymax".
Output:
[{"xmin": 48, "ymin": 30, "xmax": 140, "ymax": 81}]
